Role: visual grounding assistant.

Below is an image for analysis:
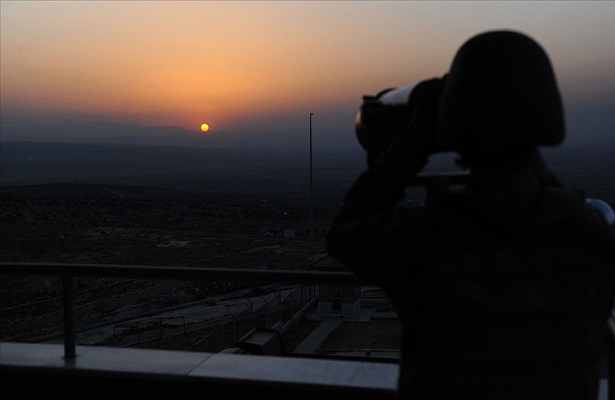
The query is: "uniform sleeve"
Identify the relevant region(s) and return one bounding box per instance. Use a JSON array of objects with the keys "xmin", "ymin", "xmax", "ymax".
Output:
[
  {"xmin": 326, "ymin": 78, "xmax": 446, "ymax": 285},
  {"xmin": 325, "ymin": 162, "xmax": 430, "ymax": 285}
]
